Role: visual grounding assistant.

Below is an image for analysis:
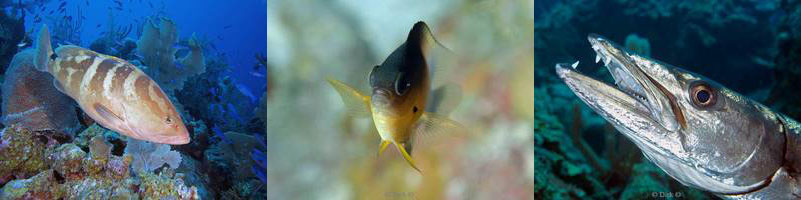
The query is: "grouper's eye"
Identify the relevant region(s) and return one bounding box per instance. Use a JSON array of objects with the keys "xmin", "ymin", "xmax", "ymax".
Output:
[
  {"xmin": 369, "ymin": 65, "xmax": 379, "ymax": 87},
  {"xmin": 690, "ymin": 82, "xmax": 716, "ymax": 108},
  {"xmin": 395, "ymin": 72, "xmax": 412, "ymax": 95},
  {"xmin": 165, "ymin": 116, "xmax": 174, "ymax": 125}
]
